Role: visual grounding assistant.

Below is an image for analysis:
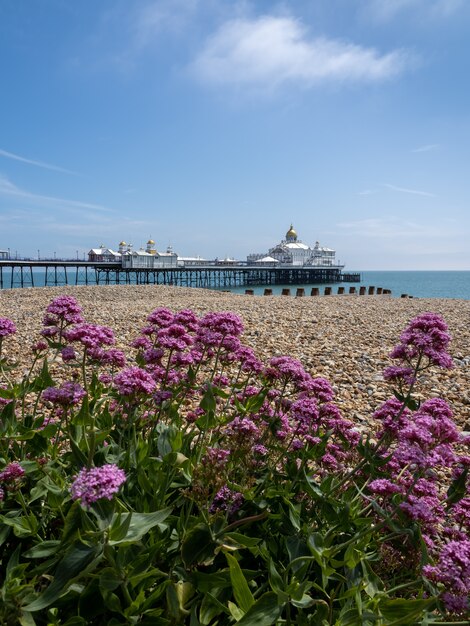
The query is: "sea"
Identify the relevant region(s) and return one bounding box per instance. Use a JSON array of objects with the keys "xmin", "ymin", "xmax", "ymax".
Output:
[
  {"xmin": 0, "ymin": 269, "xmax": 469, "ymax": 300},
  {"xmin": 227, "ymin": 271, "xmax": 470, "ymax": 300}
]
